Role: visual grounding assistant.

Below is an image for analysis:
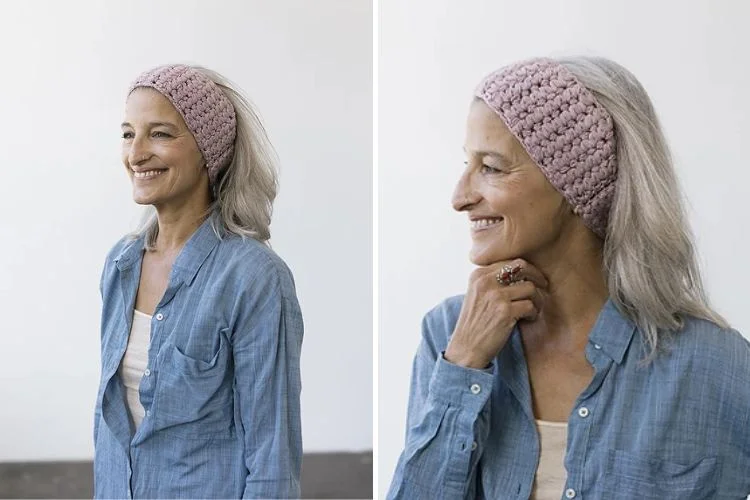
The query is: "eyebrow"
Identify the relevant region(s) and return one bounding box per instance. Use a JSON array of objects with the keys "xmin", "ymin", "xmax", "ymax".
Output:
[
  {"xmin": 463, "ymin": 147, "xmax": 514, "ymax": 163},
  {"xmin": 121, "ymin": 121, "xmax": 179, "ymax": 131}
]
